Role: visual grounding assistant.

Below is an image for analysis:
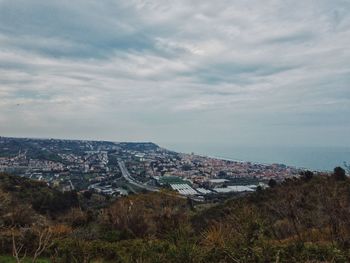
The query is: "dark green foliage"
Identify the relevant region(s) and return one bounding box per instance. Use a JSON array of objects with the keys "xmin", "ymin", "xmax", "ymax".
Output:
[
  {"xmin": 333, "ymin": 166, "xmax": 347, "ymax": 181},
  {"xmin": 32, "ymin": 191, "xmax": 79, "ymax": 215},
  {"xmin": 0, "ymin": 173, "xmax": 78, "ymax": 216},
  {"xmin": 119, "ymin": 142, "xmax": 160, "ymax": 152},
  {"xmin": 300, "ymin": 170, "xmax": 314, "ymax": 181},
  {"xmin": 268, "ymin": 178, "xmax": 277, "ymax": 188},
  {"xmin": 82, "ymin": 190, "xmax": 93, "ymax": 200},
  {"xmin": 217, "ymin": 170, "xmax": 227, "ymax": 177},
  {"xmin": 2, "ymin": 170, "xmax": 350, "ymax": 262},
  {"xmin": 181, "ymin": 164, "xmax": 192, "ymax": 171},
  {"xmin": 0, "ymin": 256, "xmax": 50, "ymax": 263}
]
